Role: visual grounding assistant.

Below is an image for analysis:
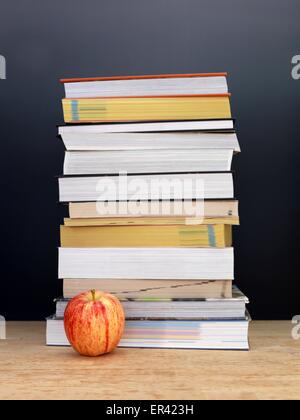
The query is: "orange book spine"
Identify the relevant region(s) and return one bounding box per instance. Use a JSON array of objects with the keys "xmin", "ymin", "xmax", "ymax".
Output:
[
  {"xmin": 62, "ymin": 93, "xmax": 231, "ymax": 100},
  {"xmin": 60, "ymin": 72, "xmax": 228, "ymax": 84}
]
